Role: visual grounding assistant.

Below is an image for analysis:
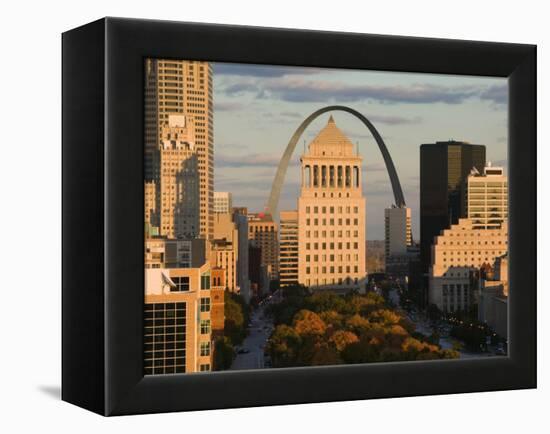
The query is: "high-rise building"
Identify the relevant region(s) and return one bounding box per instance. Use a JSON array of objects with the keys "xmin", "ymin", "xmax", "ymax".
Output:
[
  {"xmin": 428, "ymin": 218, "xmax": 508, "ymax": 312},
  {"xmin": 153, "ymin": 115, "xmax": 199, "ymax": 239},
  {"xmin": 145, "ymin": 59, "xmax": 213, "ymax": 239},
  {"xmin": 248, "ymin": 213, "xmax": 279, "ymax": 280},
  {"xmin": 465, "ymin": 164, "xmax": 508, "ymax": 230},
  {"xmin": 420, "ymin": 141, "xmax": 486, "ymax": 270},
  {"xmin": 144, "ymin": 263, "xmax": 214, "ymax": 375},
  {"xmin": 211, "ymin": 213, "xmax": 244, "ymax": 295},
  {"xmin": 279, "ymin": 210, "xmax": 299, "ymax": 287},
  {"xmin": 384, "ymin": 206, "xmax": 412, "ymax": 257},
  {"xmin": 232, "ymin": 212, "xmax": 251, "ymax": 302},
  {"xmin": 213, "ymin": 192, "xmax": 233, "ymax": 214},
  {"xmin": 297, "ymin": 116, "xmax": 366, "ymax": 290}
]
